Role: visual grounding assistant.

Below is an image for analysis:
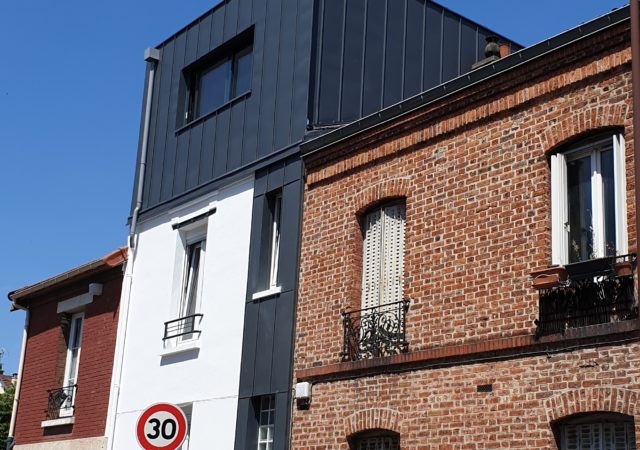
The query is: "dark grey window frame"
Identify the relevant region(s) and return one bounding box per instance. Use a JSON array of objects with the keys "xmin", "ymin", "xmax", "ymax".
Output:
[{"xmin": 178, "ymin": 27, "xmax": 254, "ymax": 129}]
